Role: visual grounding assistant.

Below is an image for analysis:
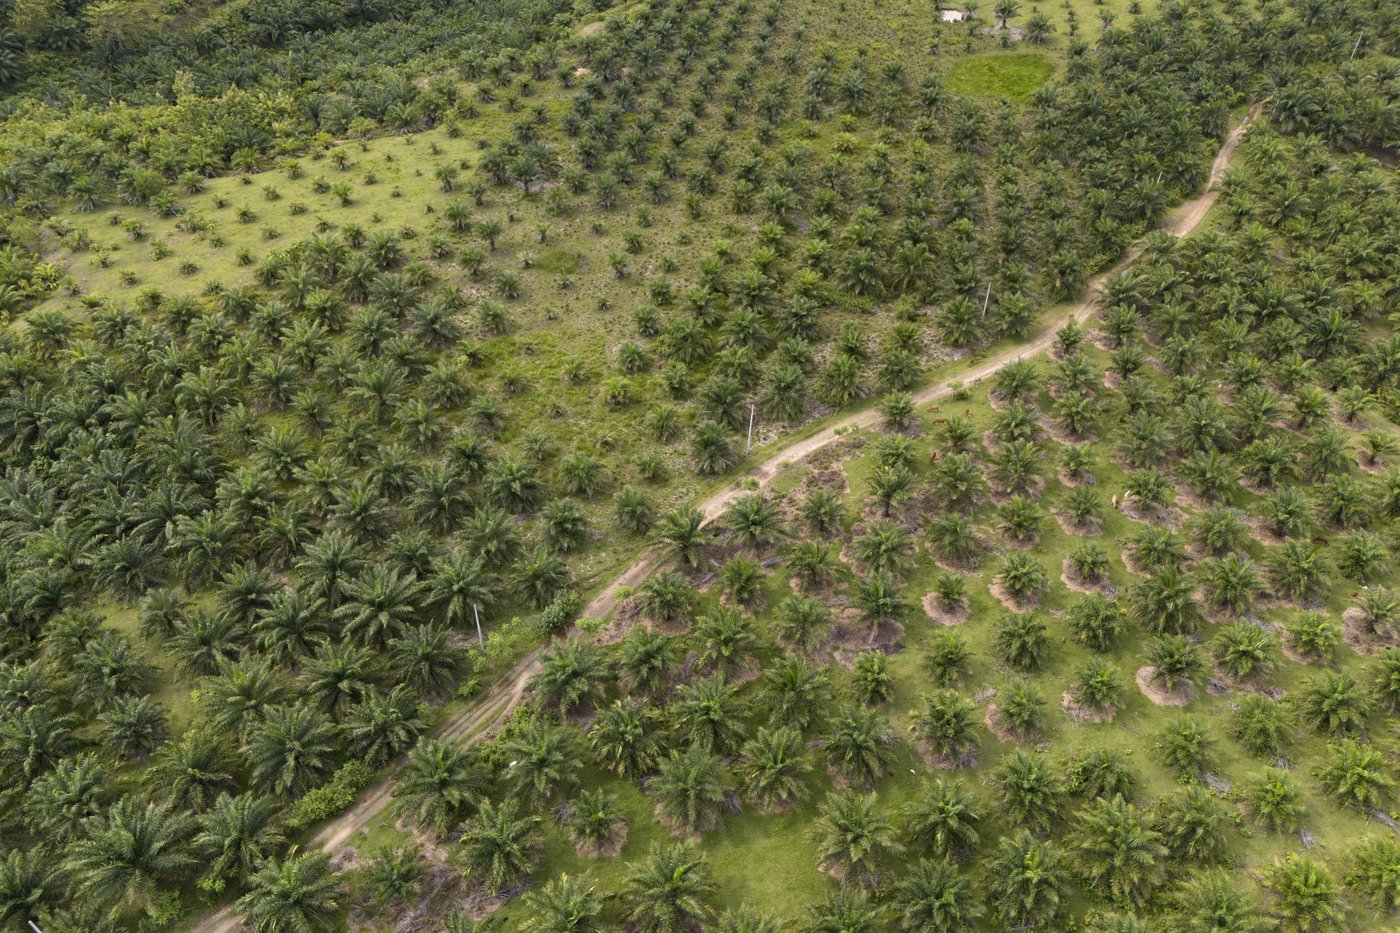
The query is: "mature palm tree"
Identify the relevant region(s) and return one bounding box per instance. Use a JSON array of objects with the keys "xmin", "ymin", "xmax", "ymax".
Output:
[
  {"xmin": 0, "ymin": 846, "xmax": 65, "ymax": 926},
  {"xmin": 785, "ymin": 540, "xmax": 839, "ymax": 591},
  {"xmin": 806, "ymin": 888, "xmax": 884, "ymax": 933},
  {"xmin": 64, "ymin": 796, "xmax": 195, "ymax": 921},
  {"xmin": 394, "ymin": 739, "xmax": 488, "ymax": 837},
  {"xmin": 390, "ymin": 624, "xmax": 468, "ymax": 701},
  {"xmin": 254, "ymin": 589, "xmax": 328, "ymax": 668},
  {"xmin": 909, "ymin": 690, "xmax": 976, "ymax": 763},
  {"xmin": 1169, "ymin": 871, "xmax": 1269, "ymax": 933},
  {"xmin": 589, "ymin": 698, "xmax": 665, "ymax": 779},
  {"xmin": 739, "ymin": 726, "xmax": 812, "ymax": 811},
  {"xmin": 615, "ymin": 626, "xmax": 676, "ymax": 697},
  {"xmin": 821, "ymin": 705, "xmax": 896, "ymax": 789},
  {"xmin": 335, "ymin": 565, "xmax": 425, "ymax": 650},
  {"xmin": 344, "ymin": 685, "xmax": 424, "ymax": 767},
  {"xmin": 531, "ymin": 638, "xmax": 608, "ymax": 716},
  {"xmin": 651, "ymin": 745, "xmax": 731, "ymax": 834},
  {"xmin": 656, "ymin": 507, "xmax": 713, "ymax": 569},
  {"xmin": 852, "ymin": 570, "xmax": 911, "ymax": 638},
  {"xmin": 299, "ymin": 641, "xmax": 378, "ymax": 720},
  {"xmin": 192, "ymin": 792, "xmax": 286, "ymax": 894},
  {"xmin": 147, "ymin": 731, "xmax": 237, "ymax": 813},
  {"xmin": 428, "ymin": 549, "xmax": 498, "ymax": 629},
  {"xmin": 637, "ymin": 572, "xmax": 698, "ymax": 624},
  {"xmin": 236, "ymin": 850, "xmax": 342, "ymax": 933},
  {"xmin": 1300, "ymin": 670, "xmax": 1371, "ymax": 736},
  {"xmin": 1316, "ymin": 738, "xmax": 1393, "ymax": 811},
  {"xmin": 893, "ymin": 858, "xmax": 981, "ymax": 933},
  {"xmin": 759, "ymin": 656, "xmax": 831, "ymax": 732},
  {"xmin": 902, "ymin": 778, "xmax": 982, "ymax": 860},
  {"xmin": 812, "ymin": 789, "xmax": 903, "ymax": 887},
  {"xmin": 993, "ymin": 750, "xmax": 1065, "ymax": 835},
  {"xmin": 723, "ymin": 492, "xmax": 786, "ymax": 551},
  {"xmin": 522, "ymin": 874, "xmax": 605, "ymax": 933},
  {"xmin": 620, "ymin": 841, "xmax": 716, "ymax": 932},
  {"xmin": 673, "ymin": 676, "xmax": 748, "ymax": 755},
  {"xmin": 1075, "ymin": 795, "xmax": 1168, "ymax": 908},
  {"xmin": 245, "ymin": 703, "xmax": 340, "ymax": 798},
  {"xmin": 26, "ymin": 753, "xmax": 115, "ymax": 843},
  {"xmin": 201, "ymin": 655, "xmax": 289, "ymax": 740},
  {"xmin": 986, "ymin": 831, "xmax": 1068, "ymax": 930},
  {"xmin": 0, "ymin": 701, "xmax": 83, "ymax": 787},
  {"xmin": 460, "ymin": 798, "xmax": 540, "ymax": 895},
  {"xmin": 773, "ymin": 594, "xmax": 833, "ymax": 652},
  {"xmin": 502, "ymin": 719, "xmax": 581, "ymax": 805}
]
